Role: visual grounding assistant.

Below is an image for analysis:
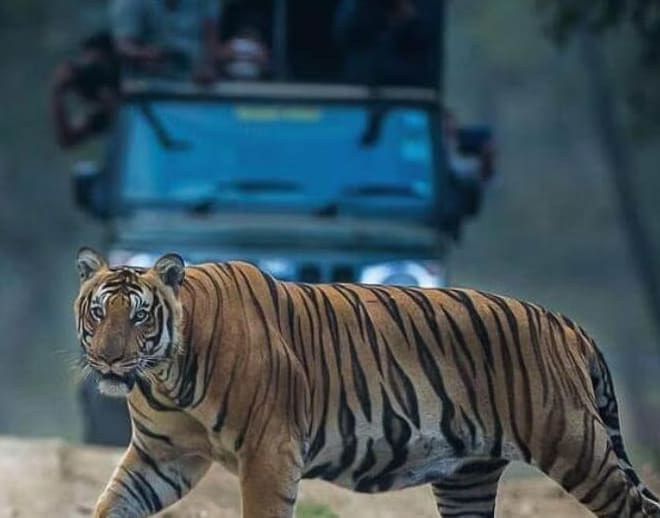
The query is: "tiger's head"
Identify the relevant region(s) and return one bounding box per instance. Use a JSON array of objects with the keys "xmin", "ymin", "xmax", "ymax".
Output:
[{"xmin": 73, "ymin": 247, "xmax": 185, "ymax": 397}]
